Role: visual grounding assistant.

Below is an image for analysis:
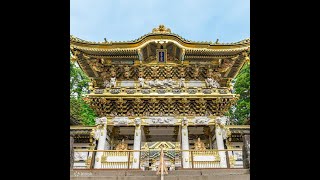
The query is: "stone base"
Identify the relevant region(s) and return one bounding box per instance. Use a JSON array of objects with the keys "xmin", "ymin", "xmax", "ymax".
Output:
[{"xmin": 71, "ymin": 169, "xmax": 250, "ymax": 180}]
